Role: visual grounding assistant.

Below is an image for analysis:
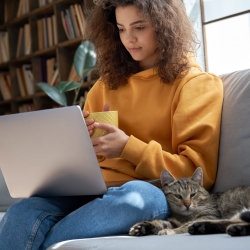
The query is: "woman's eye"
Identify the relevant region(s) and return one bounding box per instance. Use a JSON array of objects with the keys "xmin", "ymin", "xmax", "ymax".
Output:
[
  {"xmin": 136, "ymin": 26, "xmax": 145, "ymax": 31},
  {"xmin": 190, "ymin": 193, "xmax": 196, "ymax": 198},
  {"xmin": 117, "ymin": 27, "xmax": 124, "ymax": 32},
  {"xmin": 174, "ymin": 194, "xmax": 182, "ymax": 199}
]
